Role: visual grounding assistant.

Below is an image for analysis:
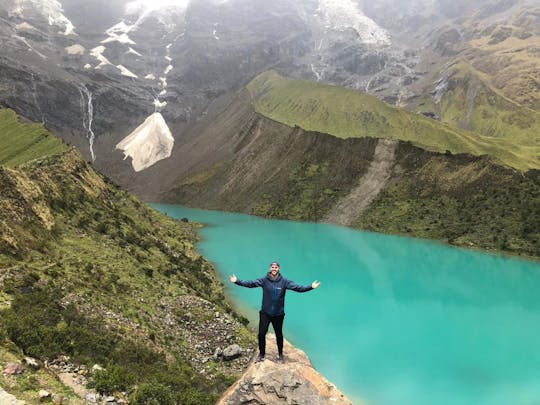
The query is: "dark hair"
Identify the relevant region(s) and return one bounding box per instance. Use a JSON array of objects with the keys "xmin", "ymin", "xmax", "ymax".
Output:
[{"xmin": 270, "ymin": 261, "xmax": 280, "ymax": 267}]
